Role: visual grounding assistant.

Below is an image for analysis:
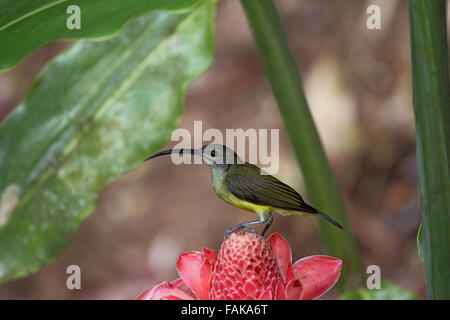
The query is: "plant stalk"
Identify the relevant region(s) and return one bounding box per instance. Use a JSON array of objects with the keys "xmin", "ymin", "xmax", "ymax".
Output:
[{"xmin": 409, "ymin": 0, "xmax": 450, "ymax": 299}]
